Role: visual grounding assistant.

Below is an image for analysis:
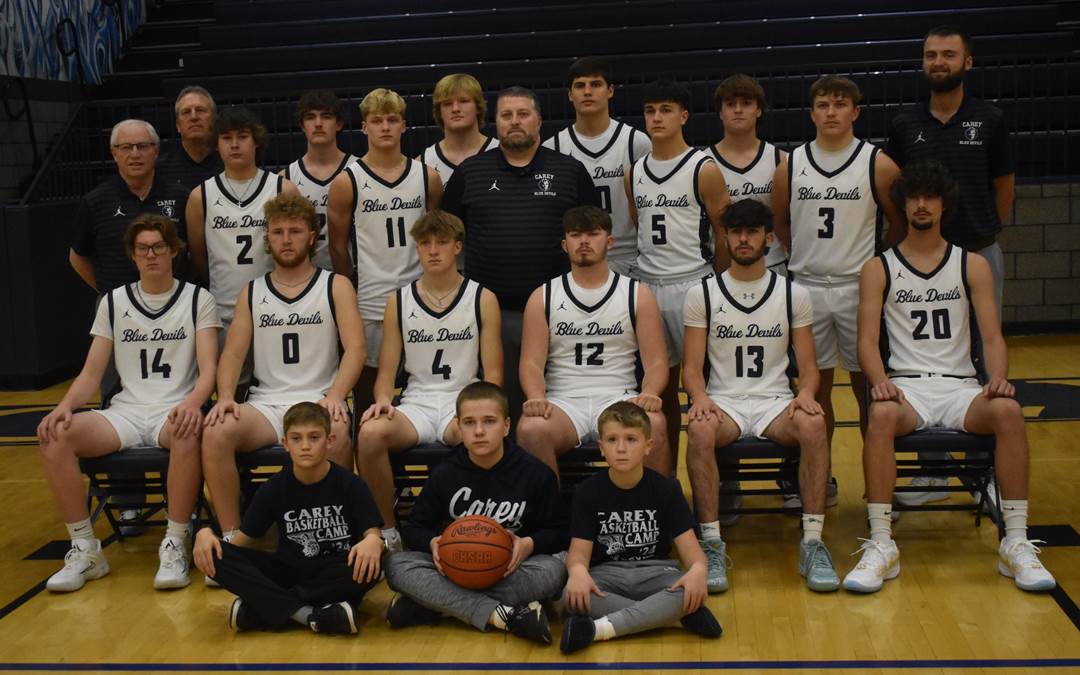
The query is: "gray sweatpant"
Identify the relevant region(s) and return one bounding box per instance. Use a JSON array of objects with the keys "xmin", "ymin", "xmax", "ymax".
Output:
[
  {"xmin": 385, "ymin": 551, "xmax": 566, "ymax": 631},
  {"xmin": 562, "ymin": 559, "xmax": 686, "ymax": 637}
]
